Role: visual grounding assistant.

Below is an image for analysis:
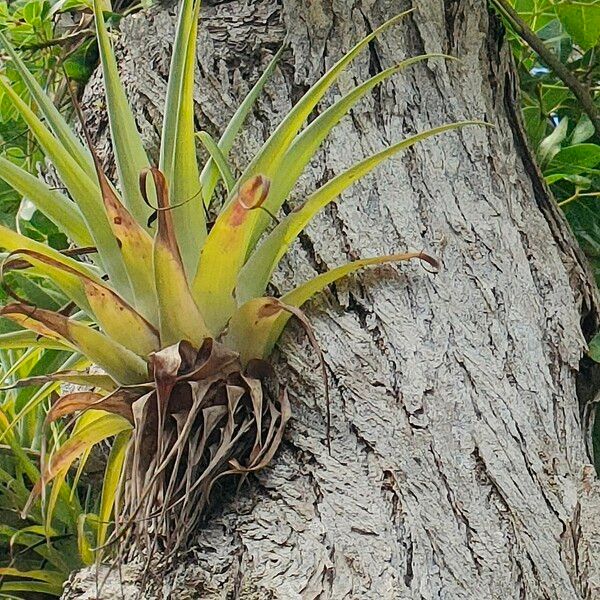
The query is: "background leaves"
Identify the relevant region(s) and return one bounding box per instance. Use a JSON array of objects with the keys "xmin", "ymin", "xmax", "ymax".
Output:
[{"xmin": 498, "ymin": 0, "xmax": 600, "ymax": 285}]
